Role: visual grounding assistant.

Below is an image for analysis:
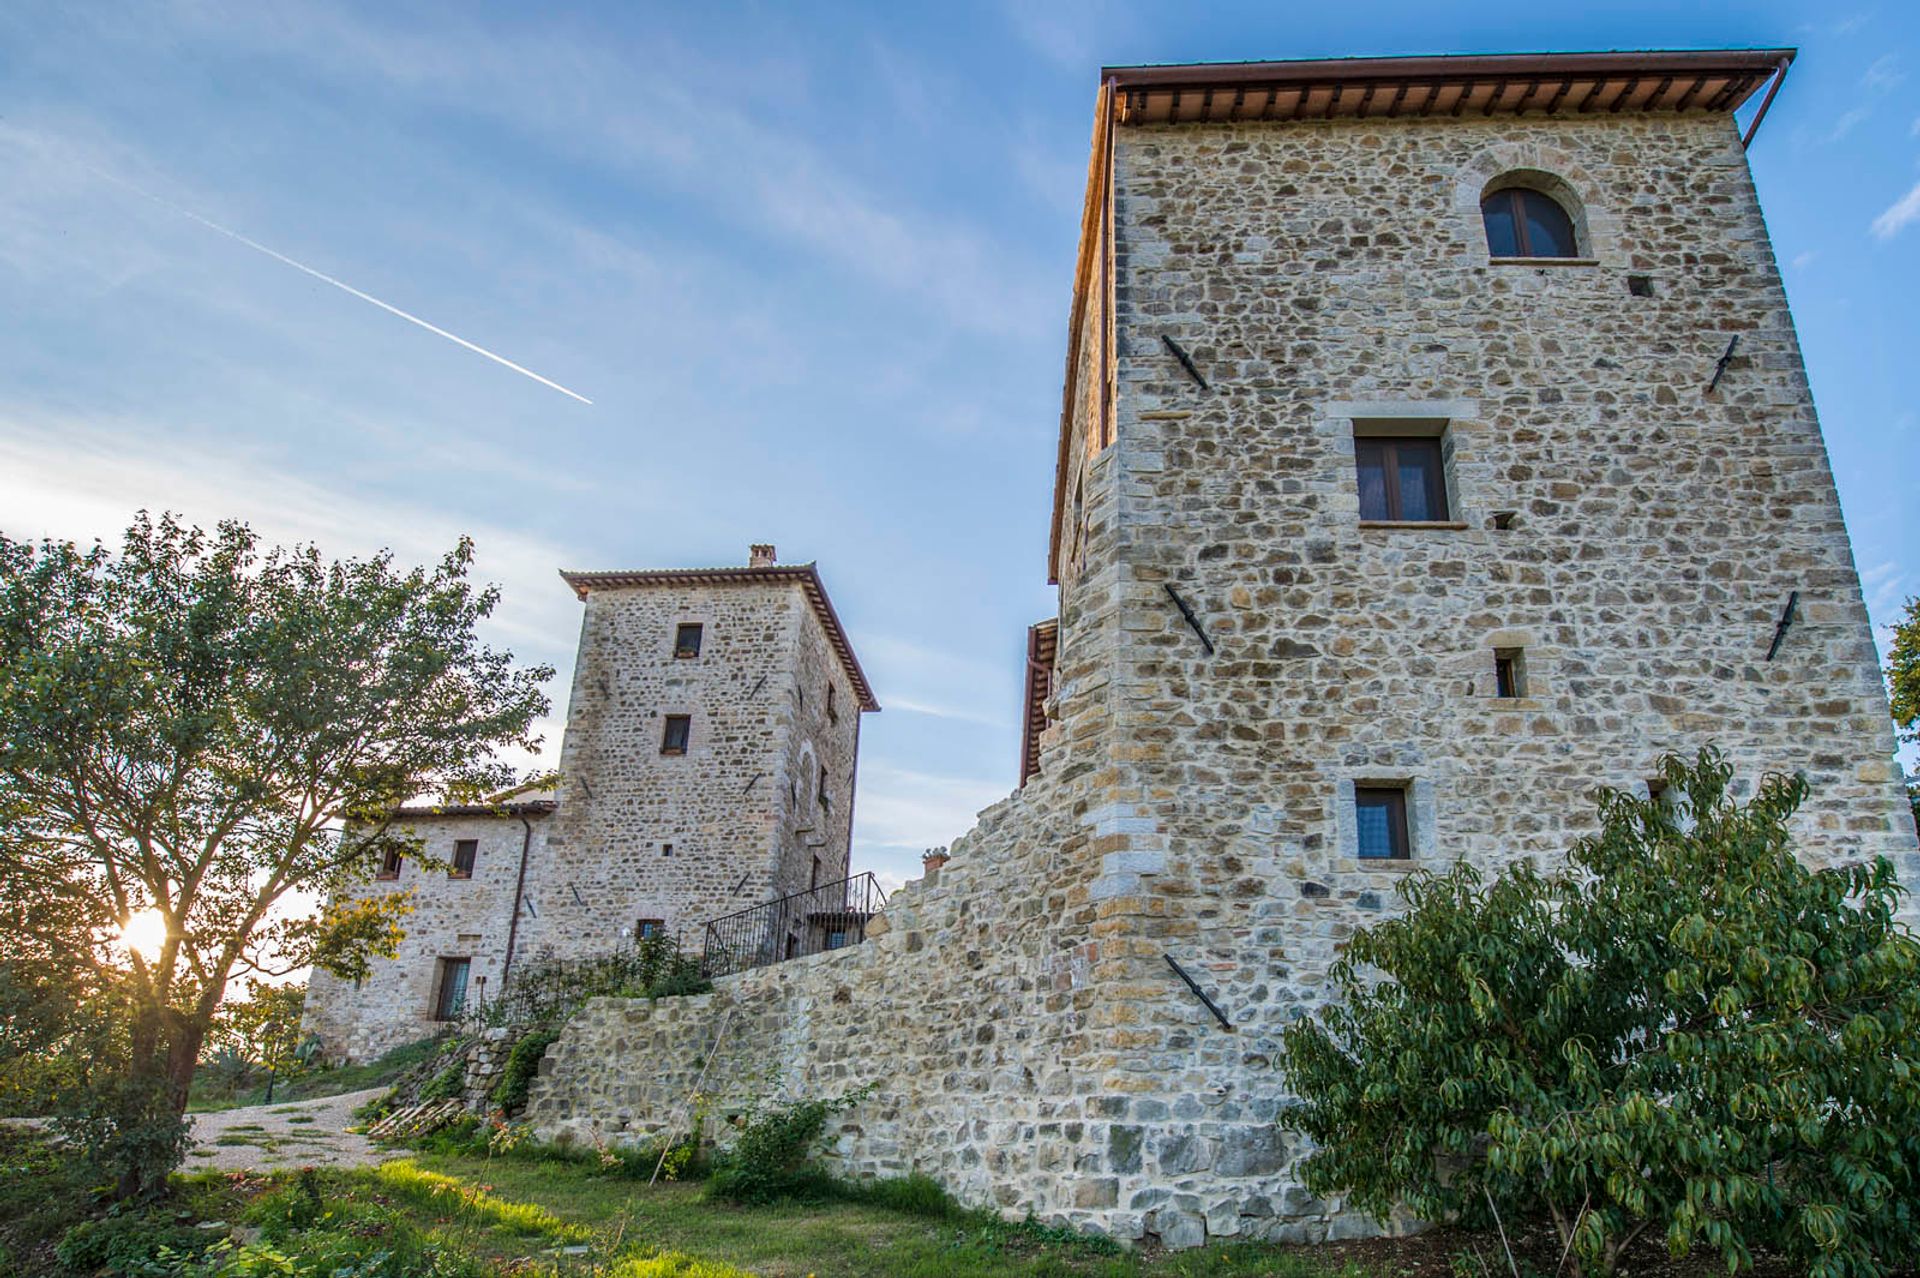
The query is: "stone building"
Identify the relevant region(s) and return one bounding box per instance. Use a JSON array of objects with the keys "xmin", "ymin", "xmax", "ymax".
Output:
[
  {"xmin": 303, "ymin": 545, "xmax": 878, "ymax": 1062},
  {"xmin": 524, "ymin": 47, "xmax": 1920, "ymax": 1250}
]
